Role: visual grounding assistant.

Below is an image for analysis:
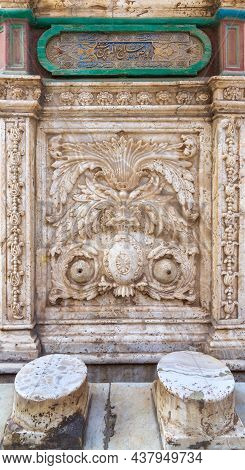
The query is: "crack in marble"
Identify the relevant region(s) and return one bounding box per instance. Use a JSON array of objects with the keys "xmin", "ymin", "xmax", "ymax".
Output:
[{"xmin": 103, "ymin": 384, "xmax": 117, "ymax": 450}]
